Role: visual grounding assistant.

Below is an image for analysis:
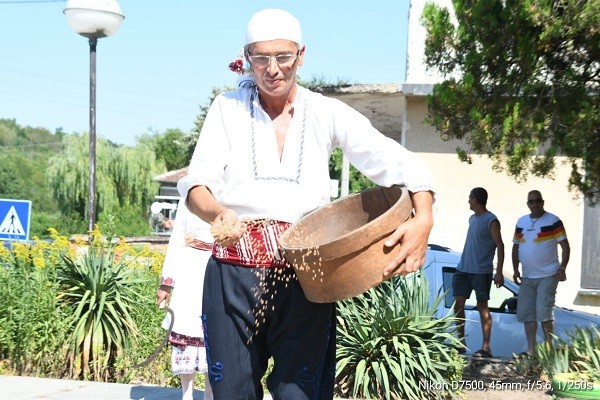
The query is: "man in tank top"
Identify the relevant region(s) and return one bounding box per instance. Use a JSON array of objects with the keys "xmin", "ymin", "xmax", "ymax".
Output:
[{"xmin": 452, "ymin": 187, "xmax": 505, "ymax": 358}]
